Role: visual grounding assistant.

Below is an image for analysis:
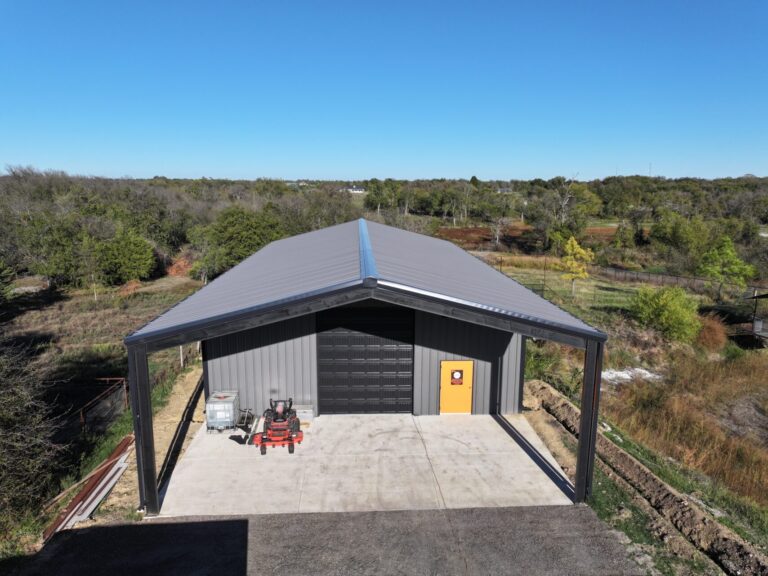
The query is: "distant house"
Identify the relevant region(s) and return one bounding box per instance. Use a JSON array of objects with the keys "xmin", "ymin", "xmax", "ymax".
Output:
[{"xmin": 346, "ymin": 186, "xmax": 367, "ymax": 194}]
